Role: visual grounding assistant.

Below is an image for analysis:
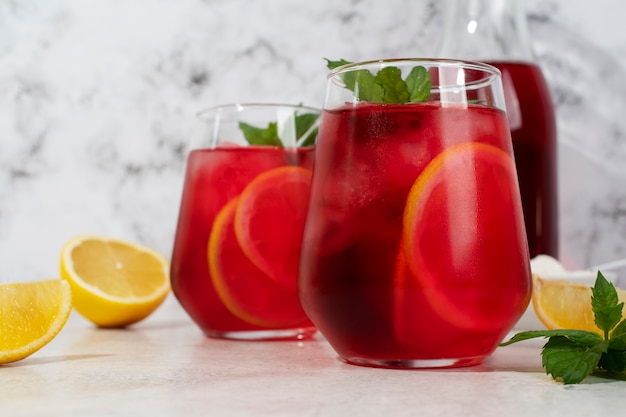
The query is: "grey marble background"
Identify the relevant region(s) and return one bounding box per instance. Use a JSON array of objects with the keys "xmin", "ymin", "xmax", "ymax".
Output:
[{"xmin": 2, "ymin": 0, "xmax": 626, "ymax": 283}]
